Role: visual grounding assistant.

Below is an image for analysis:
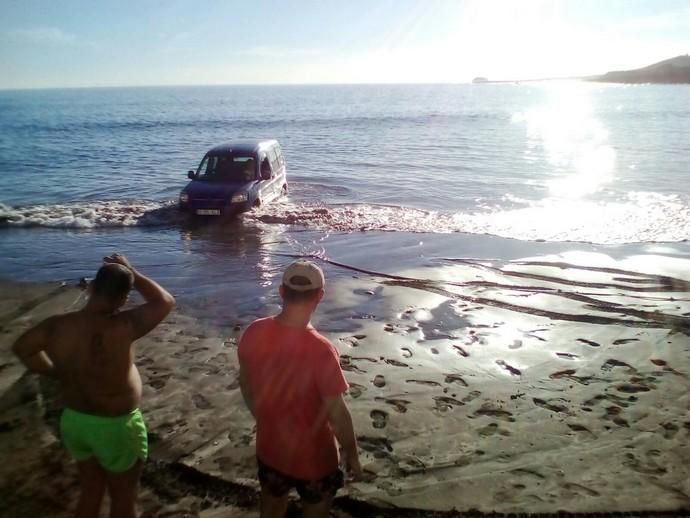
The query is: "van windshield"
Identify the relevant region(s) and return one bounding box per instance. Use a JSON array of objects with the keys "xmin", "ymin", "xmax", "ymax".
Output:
[{"xmin": 197, "ymin": 154, "xmax": 256, "ymax": 182}]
